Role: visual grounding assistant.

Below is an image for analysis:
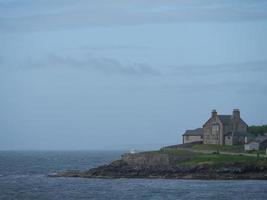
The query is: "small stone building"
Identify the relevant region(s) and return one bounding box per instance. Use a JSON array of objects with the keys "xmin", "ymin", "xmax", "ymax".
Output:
[
  {"xmin": 182, "ymin": 128, "xmax": 203, "ymax": 144},
  {"xmin": 244, "ymin": 135, "xmax": 267, "ymax": 151},
  {"xmin": 203, "ymin": 109, "xmax": 249, "ymax": 145}
]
